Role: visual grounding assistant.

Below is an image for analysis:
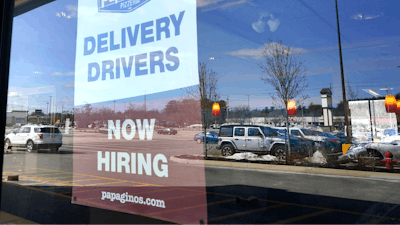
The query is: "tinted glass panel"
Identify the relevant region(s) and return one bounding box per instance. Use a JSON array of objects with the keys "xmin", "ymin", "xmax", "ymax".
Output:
[
  {"xmin": 219, "ymin": 127, "xmax": 233, "ymax": 137},
  {"xmin": 34, "ymin": 127, "xmax": 60, "ymax": 133},
  {"xmin": 234, "ymin": 128, "xmax": 245, "ymax": 136},
  {"xmin": 248, "ymin": 128, "xmax": 262, "ymax": 136}
]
